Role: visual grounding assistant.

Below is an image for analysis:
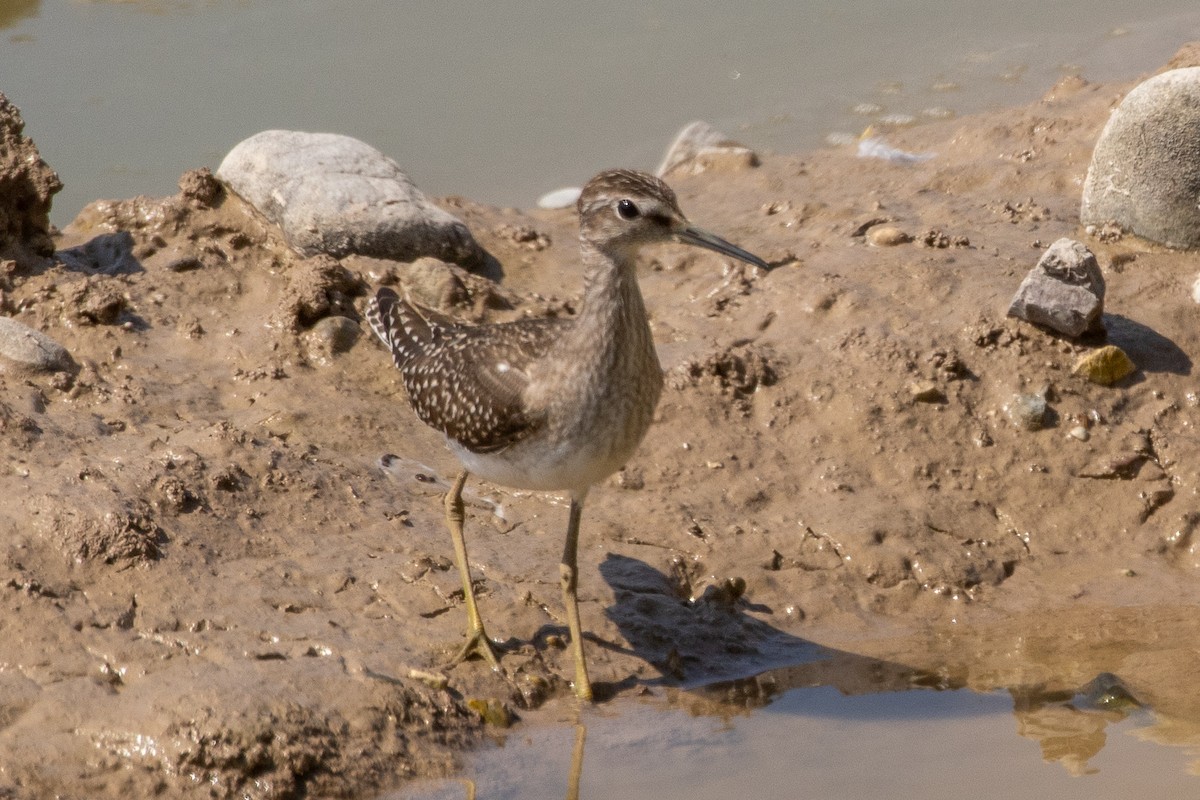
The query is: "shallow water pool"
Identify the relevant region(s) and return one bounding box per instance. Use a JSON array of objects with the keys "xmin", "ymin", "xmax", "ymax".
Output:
[{"xmin": 399, "ymin": 671, "xmax": 1197, "ymax": 800}]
